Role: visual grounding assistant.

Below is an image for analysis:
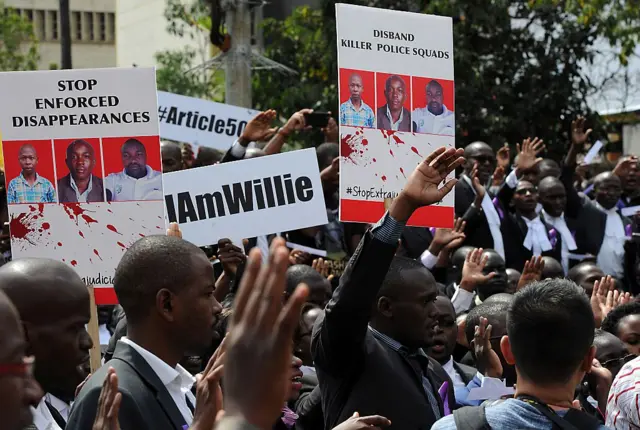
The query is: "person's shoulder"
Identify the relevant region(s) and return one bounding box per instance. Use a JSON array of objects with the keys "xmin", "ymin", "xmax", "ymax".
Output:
[
  {"xmin": 92, "ymin": 174, "xmax": 104, "ymax": 185},
  {"xmin": 148, "ymin": 167, "xmax": 162, "ymax": 179},
  {"xmin": 56, "ymin": 174, "xmax": 70, "ymax": 186},
  {"xmin": 7, "ymin": 176, "xmax": 19, "ymax": 186},
  {"xmin": 412, "ymin": 106, "xmax": 427, "ymax": 115},
  {"xmin": 430, "ymin": 415, "xmax": 457, "ymax": 429},
  {"xmin": 363, "ymin": 102, "xmax": 374, "ymax": 113}
]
